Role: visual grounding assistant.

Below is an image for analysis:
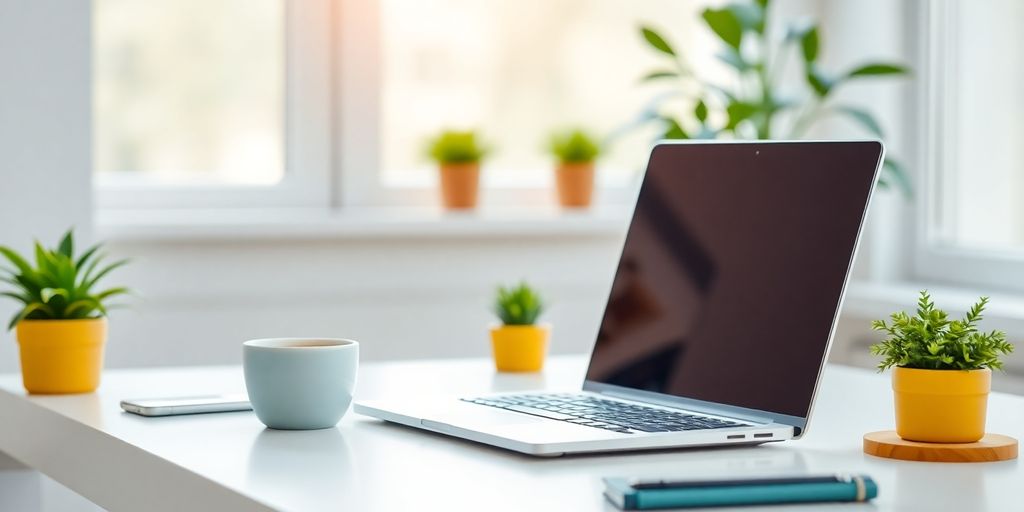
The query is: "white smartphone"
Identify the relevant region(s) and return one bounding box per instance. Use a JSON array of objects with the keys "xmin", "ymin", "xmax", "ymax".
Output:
[{"xmin": 120, "ymin": 394, "xmax": 252, "ymax": 417}]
